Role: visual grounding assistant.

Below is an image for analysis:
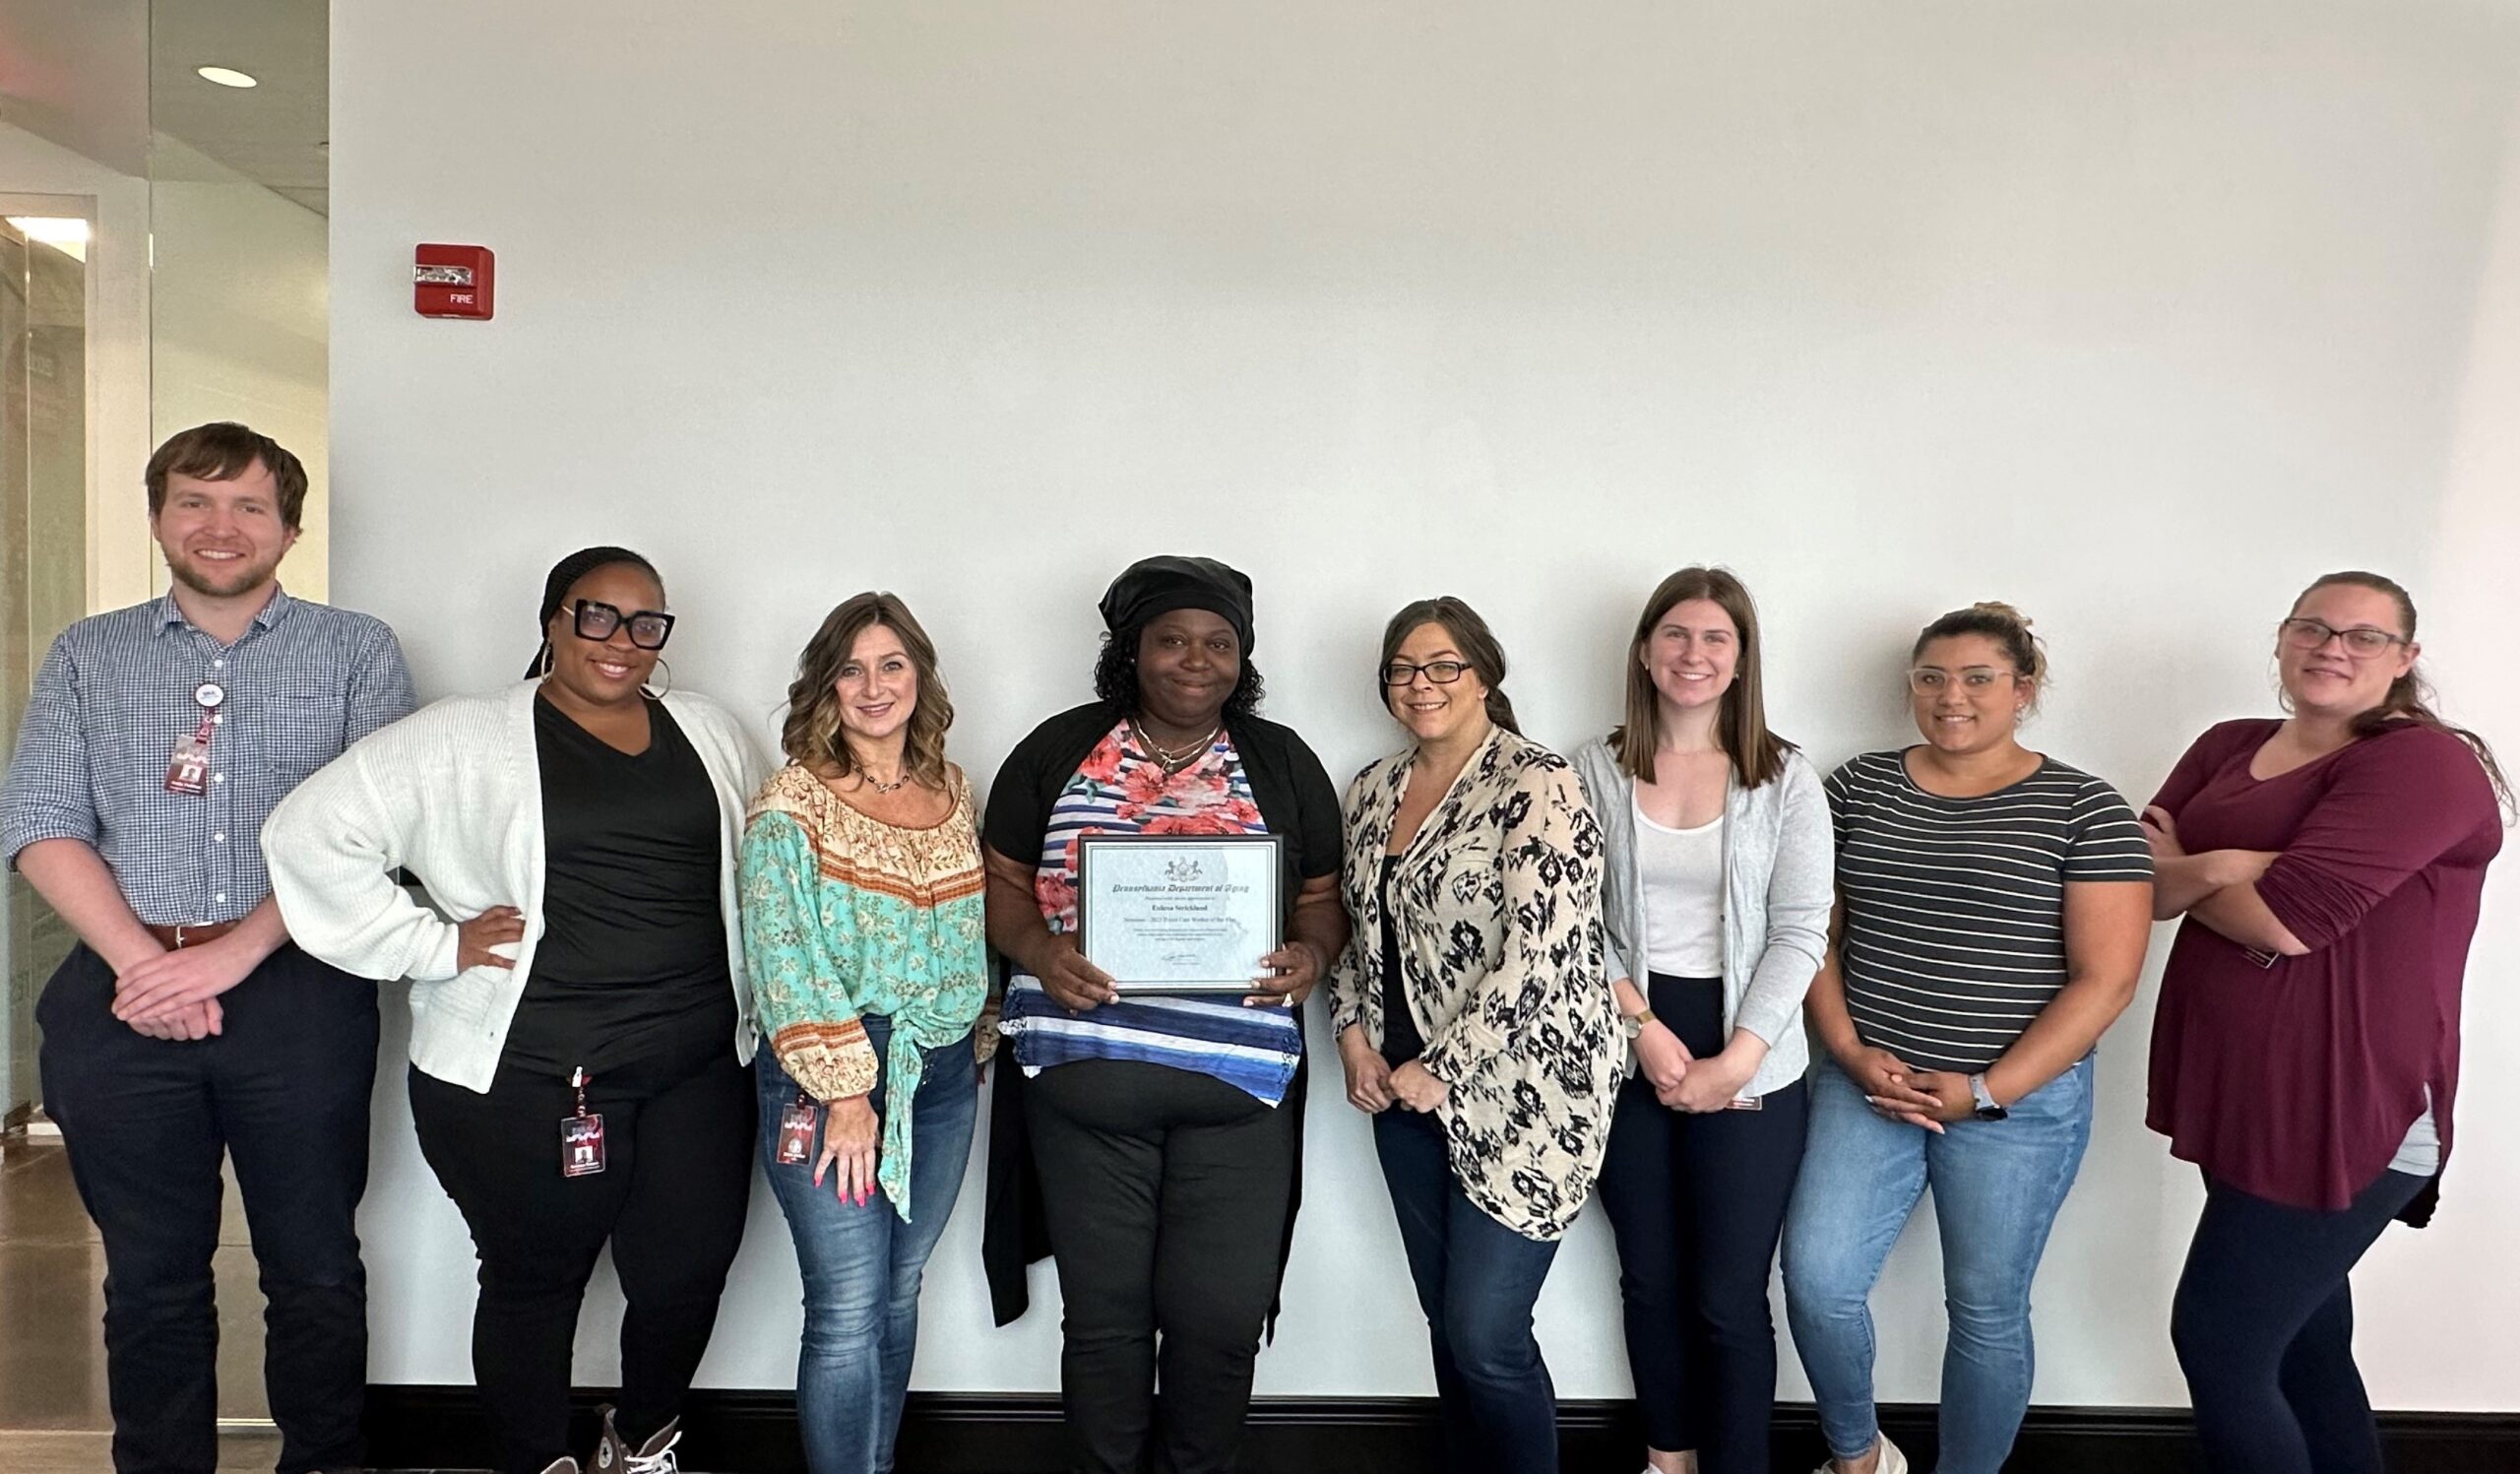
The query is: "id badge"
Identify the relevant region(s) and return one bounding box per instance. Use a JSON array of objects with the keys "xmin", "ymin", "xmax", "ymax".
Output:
[
  {"xmin": 776, "ymin": 1097, "xmax": 819, "ymax": 1165},
  {"xmin": 164, "ymin": 726, "xmax": 212, "ymax": 796},
  {"xmin": 561, "ymin": 1112, "xmax": 607, "ymax": 1177}
]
